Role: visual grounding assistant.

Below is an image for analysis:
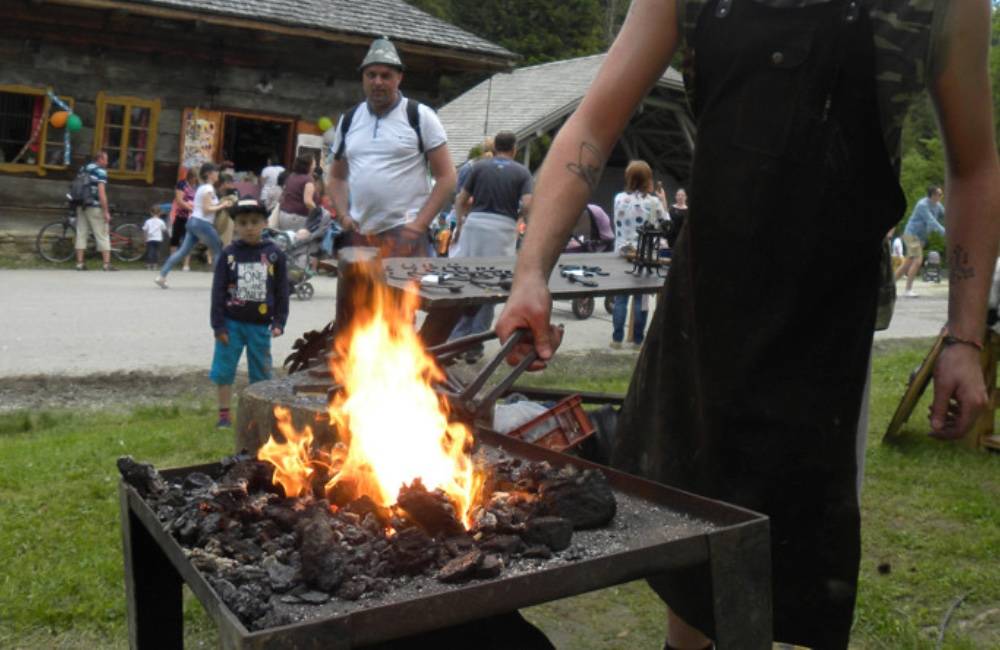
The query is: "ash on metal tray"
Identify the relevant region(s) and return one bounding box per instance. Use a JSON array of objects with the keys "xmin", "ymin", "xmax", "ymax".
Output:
[{"xmin": 117, "ymin": 452, "xmax": 618, "ymax": 631}]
